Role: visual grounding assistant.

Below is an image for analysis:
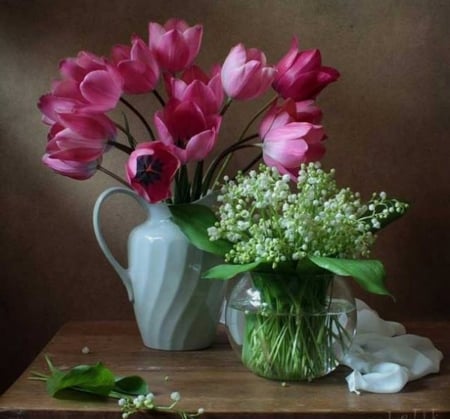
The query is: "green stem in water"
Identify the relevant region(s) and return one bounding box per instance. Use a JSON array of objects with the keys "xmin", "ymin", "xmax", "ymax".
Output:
[{"xmin": 120, "ymin": 97, "xmax": 155, "ymax": 140}]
